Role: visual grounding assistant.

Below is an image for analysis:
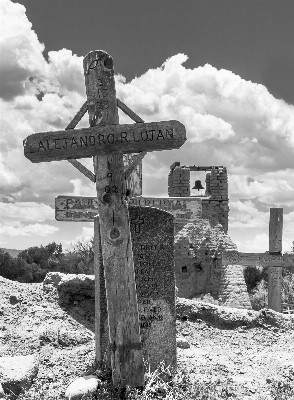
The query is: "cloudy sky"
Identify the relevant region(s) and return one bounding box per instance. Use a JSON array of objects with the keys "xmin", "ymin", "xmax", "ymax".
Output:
[{"xmin": 0, "ymin": 0, "xmax": 293, "ymax": 252}]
